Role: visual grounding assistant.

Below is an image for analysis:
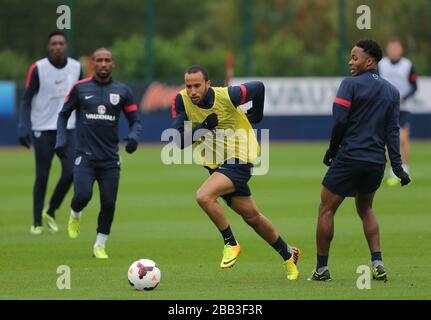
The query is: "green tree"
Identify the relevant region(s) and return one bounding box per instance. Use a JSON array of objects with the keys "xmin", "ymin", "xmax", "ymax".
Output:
[
  {"xmin": 0, "ymin": 50, "xmax": 30, "ymax": 80},
  {"xmin": 1, "ymin": 0, "xmax": 431, "ymax": 80}
]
